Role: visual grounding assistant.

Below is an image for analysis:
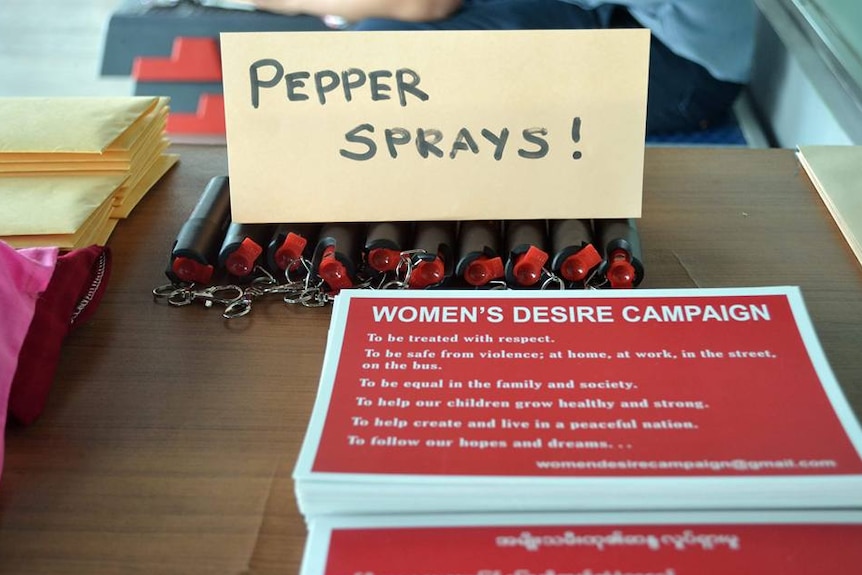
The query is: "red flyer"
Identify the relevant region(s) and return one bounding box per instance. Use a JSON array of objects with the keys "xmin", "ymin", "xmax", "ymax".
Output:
[
  {"xmin": 293, "ymin": 287, "xmax": 862, "ymax": 515},
  {"xmin": 300, "ymin": 512, "xmax": 862, "ymax": 575}
]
